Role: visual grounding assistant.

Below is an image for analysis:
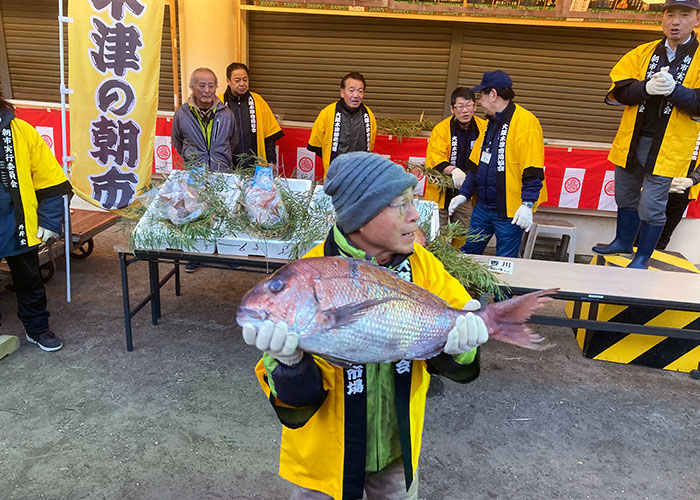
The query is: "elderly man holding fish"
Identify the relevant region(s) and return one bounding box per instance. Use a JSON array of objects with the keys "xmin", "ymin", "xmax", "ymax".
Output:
[{"xmin": 238, "ymin": 152, "xmax": 492, "ymax": 499}]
